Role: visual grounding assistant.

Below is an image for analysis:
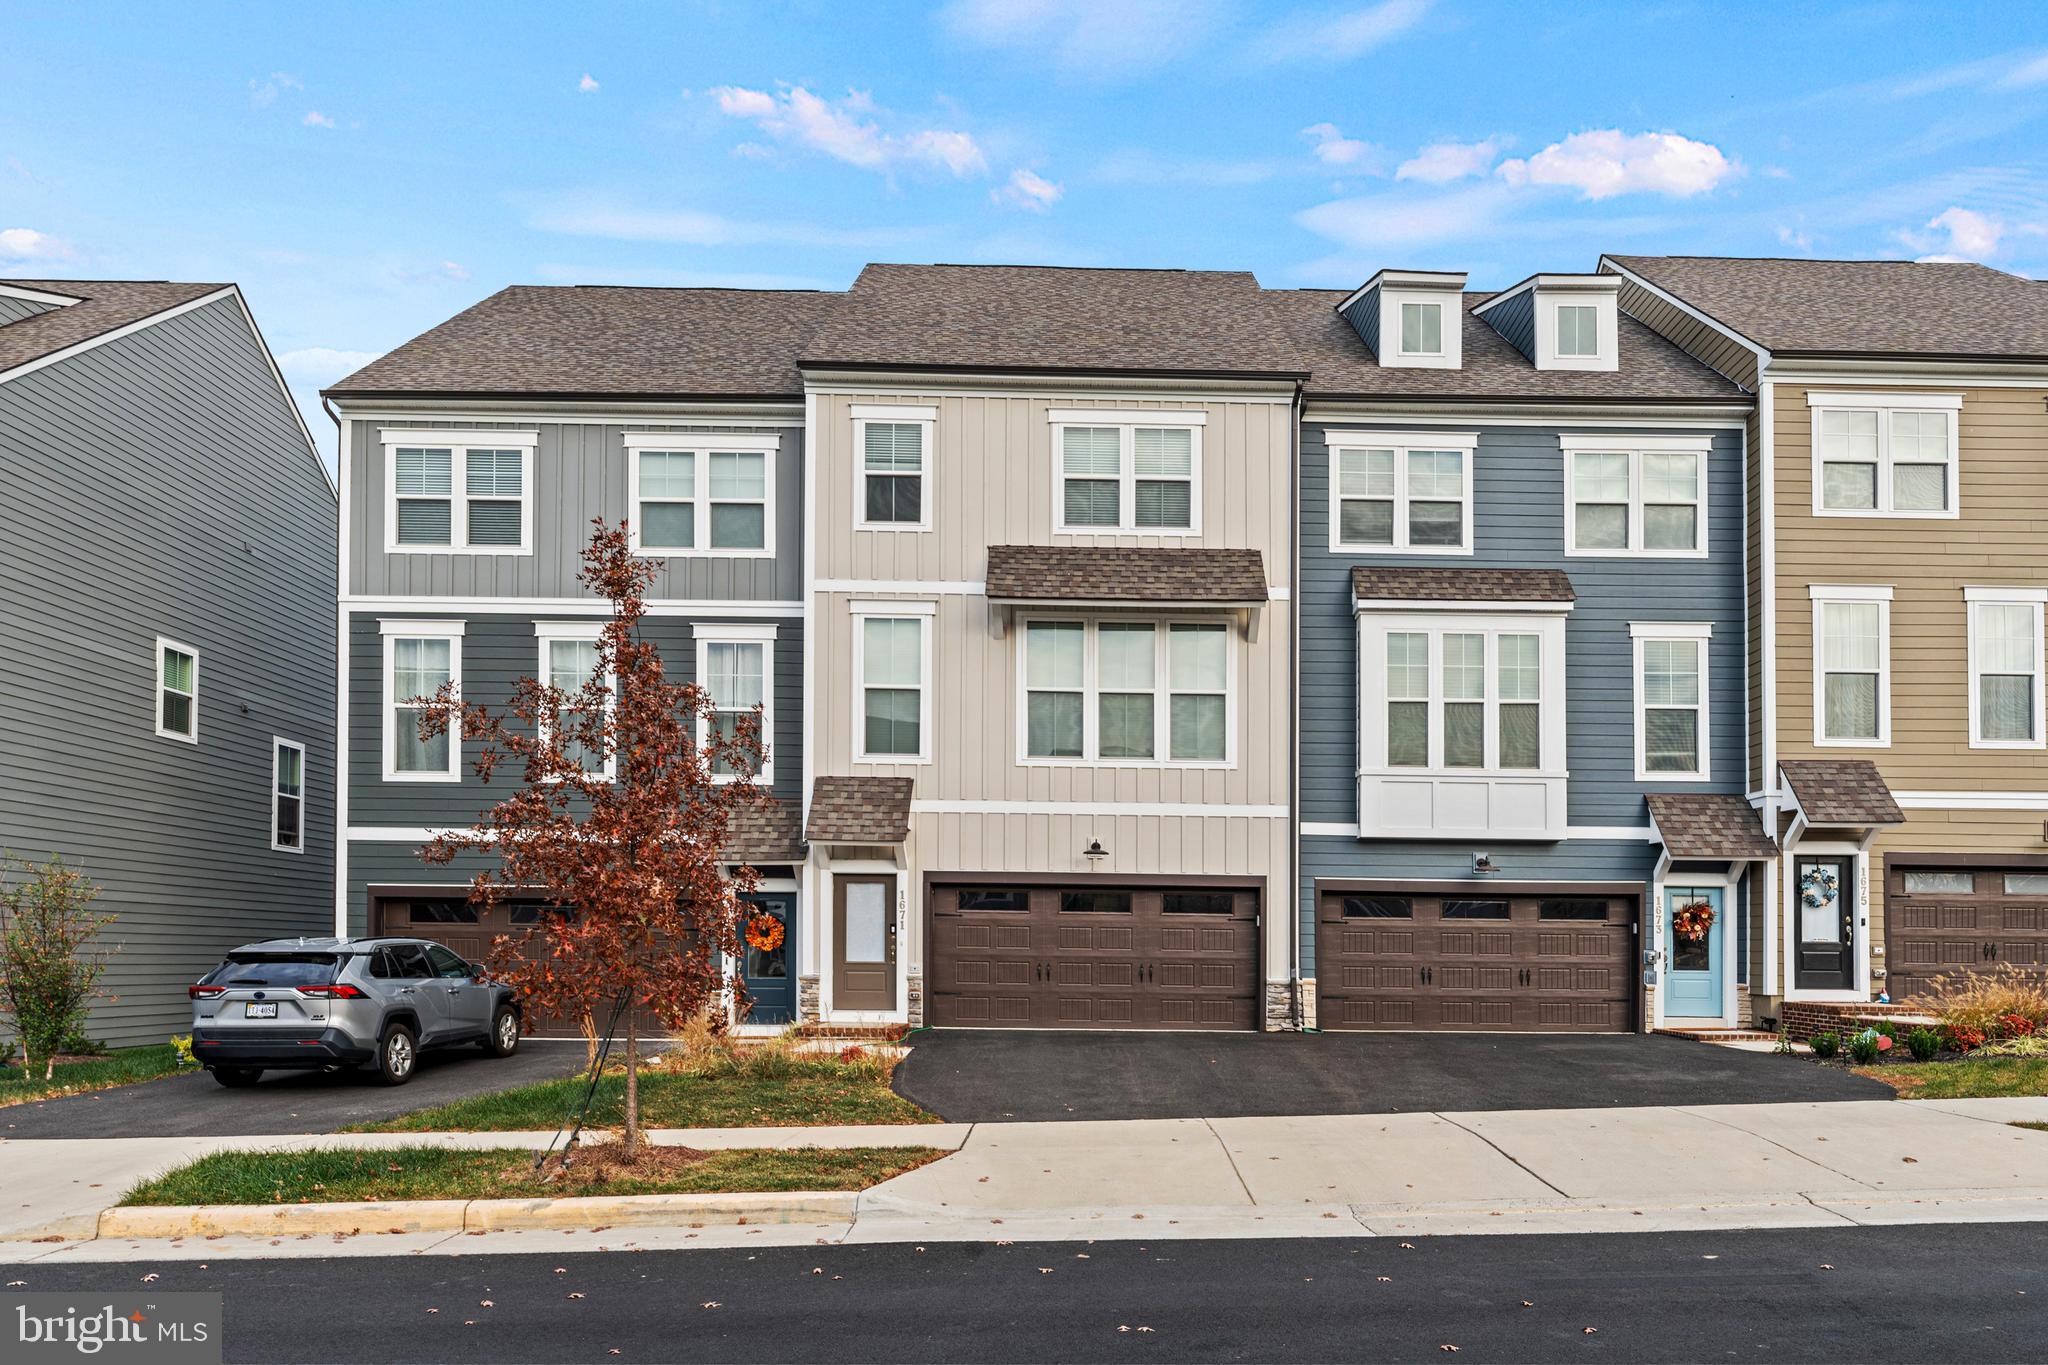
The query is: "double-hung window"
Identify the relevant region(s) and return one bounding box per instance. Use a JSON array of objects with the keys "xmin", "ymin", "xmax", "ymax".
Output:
[
  {"xmin": 1967, "ymin": 588, "xmax": 2046, "ymax": 749},
  {"xmin": 697, "ymin": 625, "xmax": 776, "ymax": 781},
  {"xmin": 853, "ymin": 406, "xmax": 935, "ymax": 529},
  {"xmin": 1631, "ymin": 624, "xmax": 1711, "ymax": 779},
  {"xmin": 1051, "ymin": 411, "xmax": 1202, "ymax": 533},
  {"xmin": 1810, "ymin": 586, "xmax": 1891, "ymax": 745},
  {"xmin": 384, "ymin": 431, "xmax": 536, "ymax": 552},
  {"xmin": 537, "ymin": 623, "xmax": 611, "ymax": 779},
  {"xmin": 1808, "ymin": 393, "xmax": 1961, "ymax": 517},
  {"xmin": 1329, "ymin": 434, "xmax": 1475, "ymax": 552},
  {"xmin": 272, "ymin": 739, "xmax": 305, "ymax": 852},
  {"xmin": 1021, "ymin": 618, "xmax": 1232, "ymax": 764},
  {"xmin": 1562, "ymin": 436, "xmax": 1709, "ymax": 557},
  {"xmin": 156, "ymin": 637, "xmax": 198, "ymax": 742},
  {"xmin": 1379, "ymin": 626, "xmax": 1550, "ymax": 773},
  {"xmin": 381, "ymin": 621, "xmax": 463, "ymax": 781},
  {"xmin": 626, "ymin": 432, "xmax": 778, "ymax": 555},
  {"xmin": 853, "ymin": 604, "xmax": 932, "ymax": 761}
]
